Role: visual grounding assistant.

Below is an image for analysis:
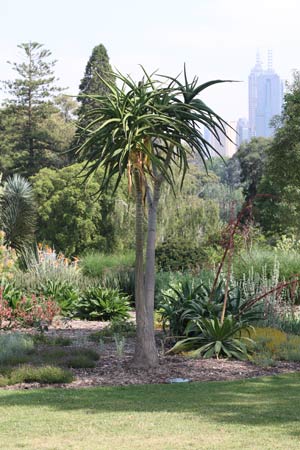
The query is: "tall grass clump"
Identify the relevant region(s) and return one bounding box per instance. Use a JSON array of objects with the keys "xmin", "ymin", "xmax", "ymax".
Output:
[
  {"xmin": 80, "ymin": 251, "xmax": 135, "ymax": 278},
  {"xmin": 231, "ymin": 246, "xmax": 300, "ymax": 281}
]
